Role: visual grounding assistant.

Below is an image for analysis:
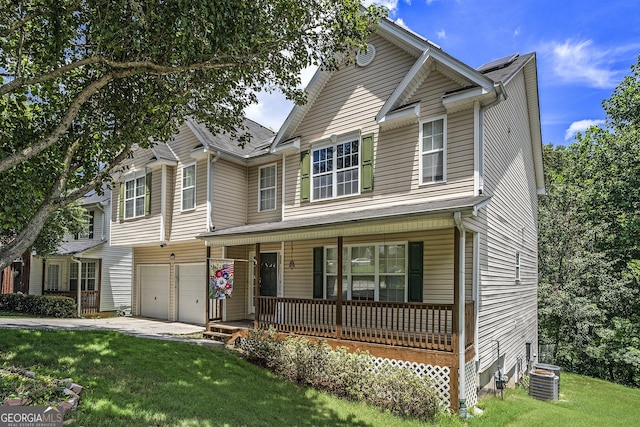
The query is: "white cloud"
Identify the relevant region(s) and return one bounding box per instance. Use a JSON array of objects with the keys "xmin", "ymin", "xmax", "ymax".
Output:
[
  {"xmin": 564, "ymin": 119, "xmax": 605, "ymax": 141},
  {"xmin": 436, "ymin": 29, "xmax": 446, "ymax": 39},
  {"xmin": 362, "ymin": 1, "xmax": 400, "ymax": 14},
  {"xmin": 544, "ymin": 39, "xmax": 626, "ymax": 89},
  {"xmin": 395, "ymin": 17, "xmax": 409, "ymax": 29}
]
